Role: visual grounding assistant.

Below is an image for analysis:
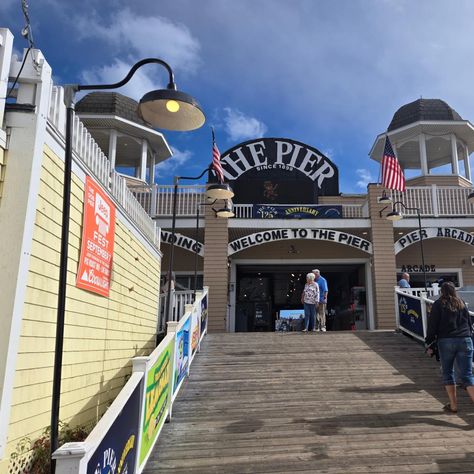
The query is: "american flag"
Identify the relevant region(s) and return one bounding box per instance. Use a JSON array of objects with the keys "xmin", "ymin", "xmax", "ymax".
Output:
[
  {"xmin": 212, "ymin": 129, "xmax": 224, "ymax": 183},
  {"xmin": 381, "ymin": 136, "xmax": 405, "ymax": 192}
]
